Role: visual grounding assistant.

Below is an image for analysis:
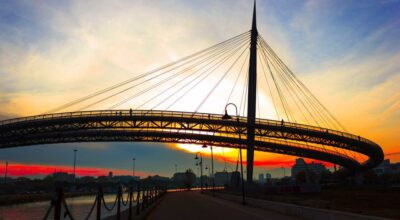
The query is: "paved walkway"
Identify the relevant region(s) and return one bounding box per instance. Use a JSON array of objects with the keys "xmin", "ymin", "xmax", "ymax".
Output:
[{"xmin": 147, "ymin": 191, "xmax": 299, "ymax": 220}]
